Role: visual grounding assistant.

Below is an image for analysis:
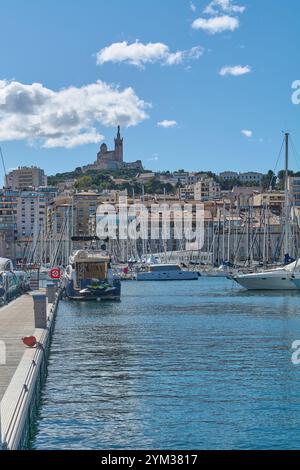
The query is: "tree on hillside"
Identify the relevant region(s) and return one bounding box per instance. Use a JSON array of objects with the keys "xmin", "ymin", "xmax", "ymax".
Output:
[
  {"xmin": 74, "ymin": 175, "xmax": 93, "ymax": 190},
  {"xmin": 217, "ymin": 178, "xmax": 241, "ymax": 191},
  {"xmin": 277, "ymin": 169, "xmax": 294, "ymax": 190},
  {"xmin": 261, "ymin": 170, "xmax": 276, "ymax": 190}
]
